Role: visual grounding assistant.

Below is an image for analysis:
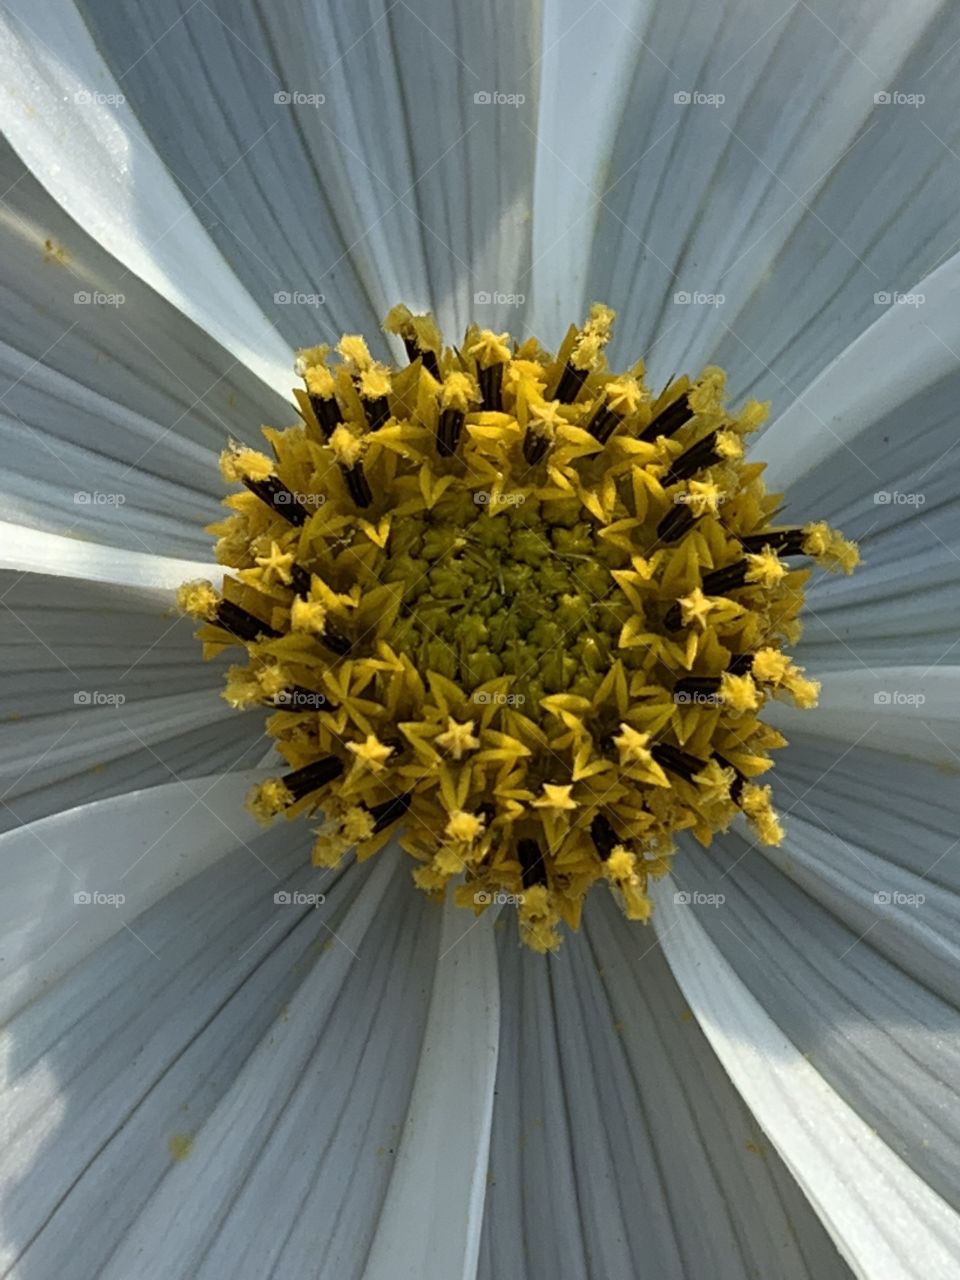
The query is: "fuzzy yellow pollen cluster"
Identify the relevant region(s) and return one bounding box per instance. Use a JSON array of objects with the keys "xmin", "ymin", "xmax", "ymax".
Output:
[
  {"xmin": 181, "ymin": 302, "xmax": 858, "ymax": 950},
  {"xmin": 177, "ymin": 579, "xmax": 219, "ymax": 621},
  {"xmin": 441, "ymin": 372, "xmax": 477, "ymax": 412},
  {"xmin": 329, "ymin": 424, "xmax": 364, "ymax": 466},
  {"xmin": 219, "ymin": 446, "xmax": 274, "ymax": 484},
  {"xmin": 468, "ymin": 329, "xmax": 512, "ymax": 367}
]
